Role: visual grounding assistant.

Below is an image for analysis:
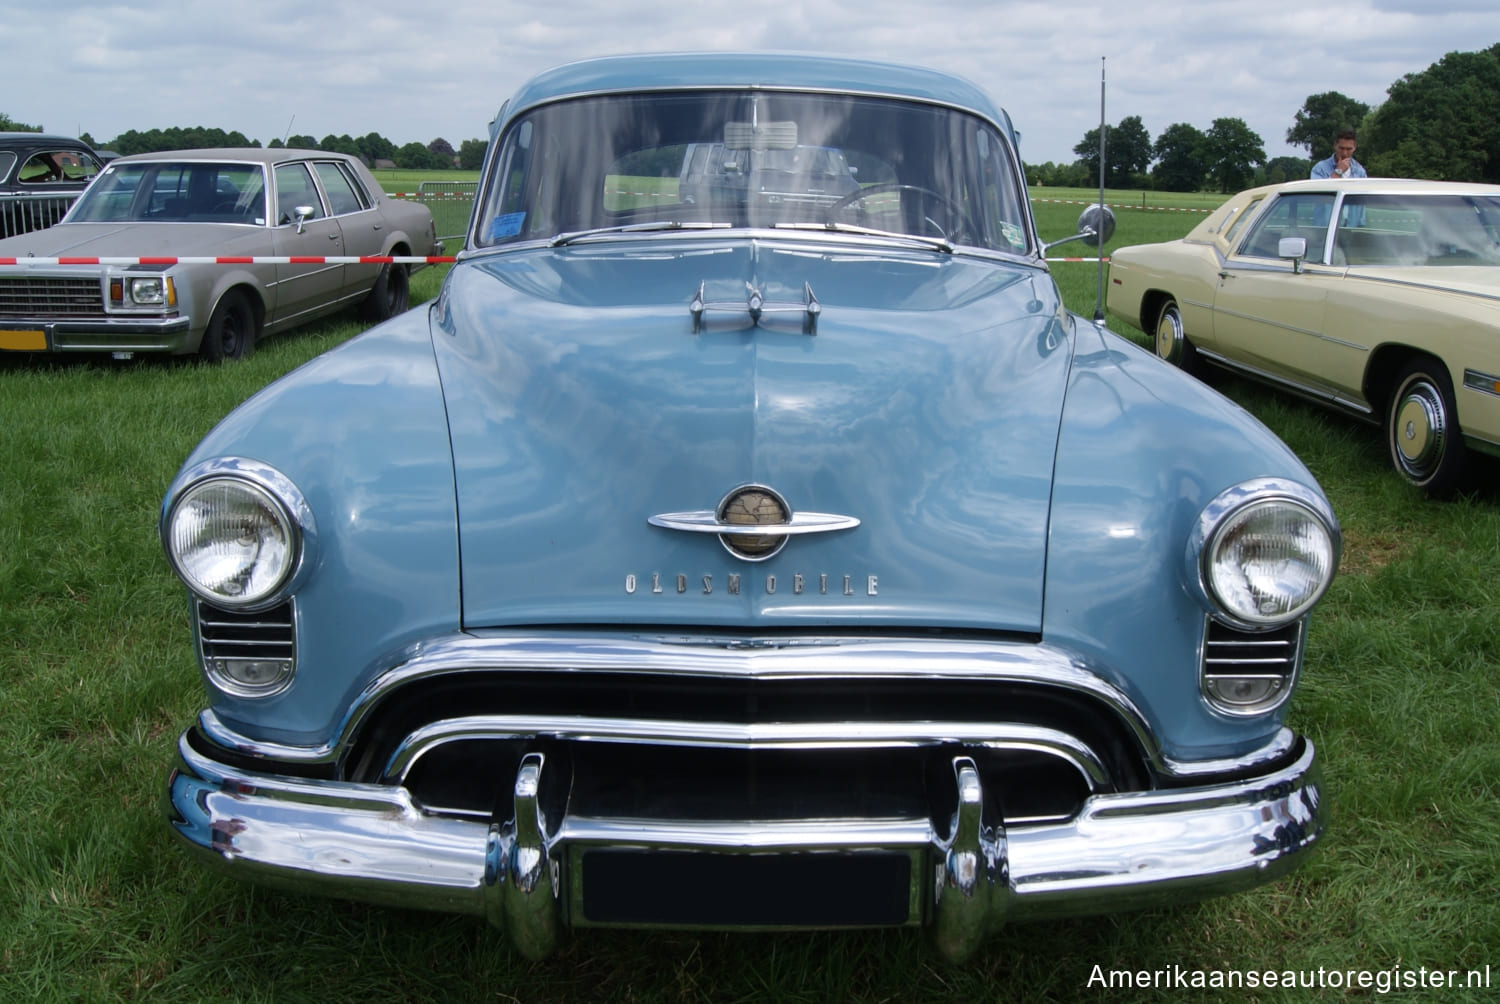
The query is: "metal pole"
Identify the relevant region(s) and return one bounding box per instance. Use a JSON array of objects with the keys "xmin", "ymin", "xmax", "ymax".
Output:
[{"xmin": 1095, "ymin": 57, "xmax": 1107, "ymax": 323}]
